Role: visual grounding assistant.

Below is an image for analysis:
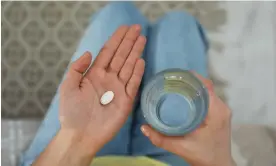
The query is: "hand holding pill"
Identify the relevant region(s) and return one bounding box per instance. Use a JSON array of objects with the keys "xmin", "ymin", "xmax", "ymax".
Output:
[{"xmin": 58, "ymin": 25, "xmax": 146, "ymax": 151}]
